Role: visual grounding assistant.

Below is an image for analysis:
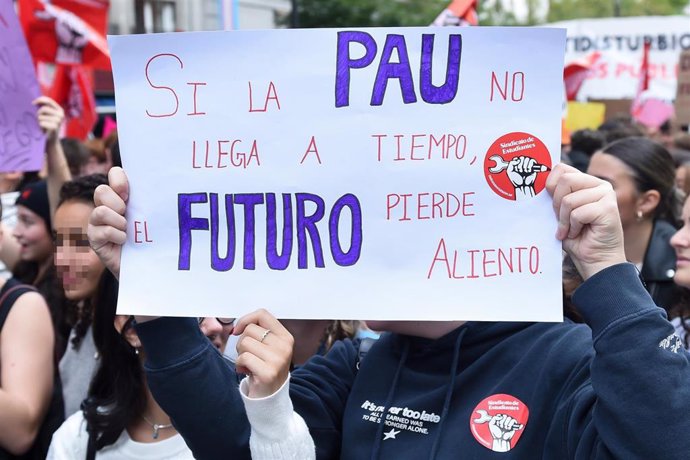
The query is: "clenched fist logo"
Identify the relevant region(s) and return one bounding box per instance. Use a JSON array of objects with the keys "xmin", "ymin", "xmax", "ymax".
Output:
[
  {"xmin": 470, "ymin": 394, "xmax": 530, "ymax": 452},
  {"xmin": 483, "ymin": 132, "xmax": 552, "ymax": 201}
]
